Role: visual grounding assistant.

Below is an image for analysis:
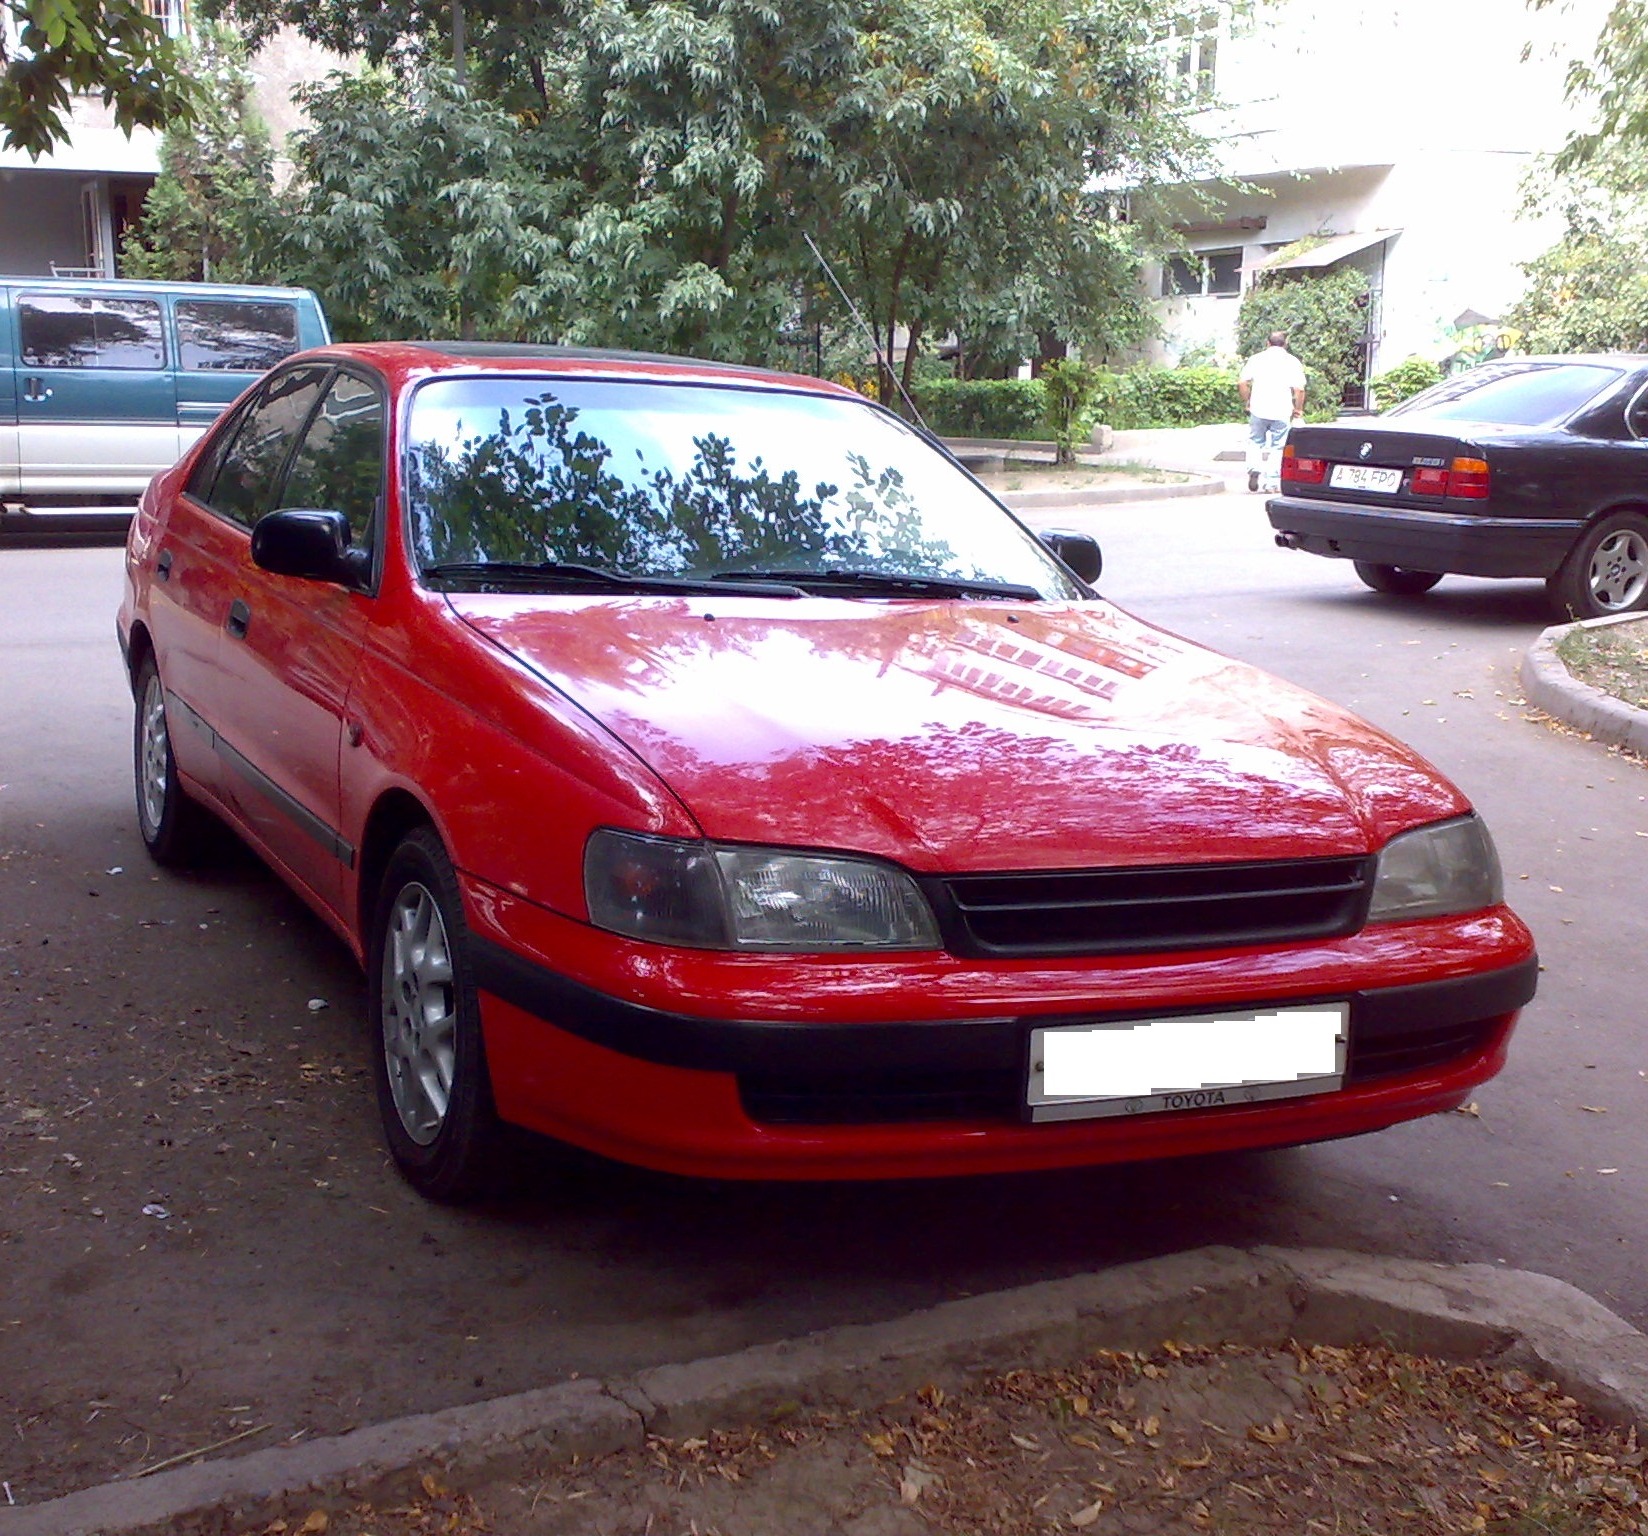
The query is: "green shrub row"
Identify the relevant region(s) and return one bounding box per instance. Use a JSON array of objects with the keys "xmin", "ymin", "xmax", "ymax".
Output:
[
  {"xmin": 916, "ymin": 367, "xmax": 1250, "ymax": 438},
  {"xmin": 915, "ymin": 378, "xmax": 1046, "ymax": 438}
]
